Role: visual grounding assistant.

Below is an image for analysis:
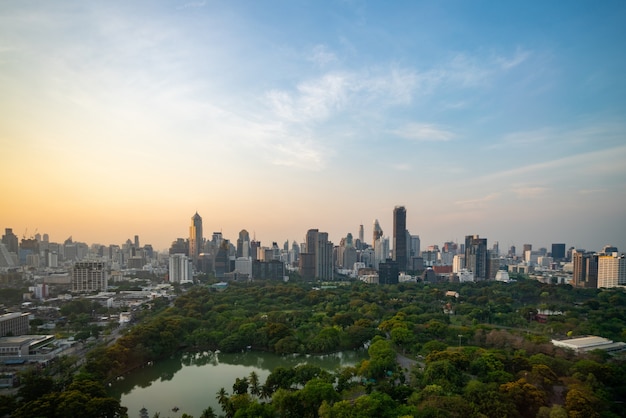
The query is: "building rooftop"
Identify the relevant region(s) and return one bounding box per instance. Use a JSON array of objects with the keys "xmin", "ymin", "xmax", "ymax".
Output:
[{"xmin": 551, "ymin": 335, "xmax": 626, "ymax": 353}]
